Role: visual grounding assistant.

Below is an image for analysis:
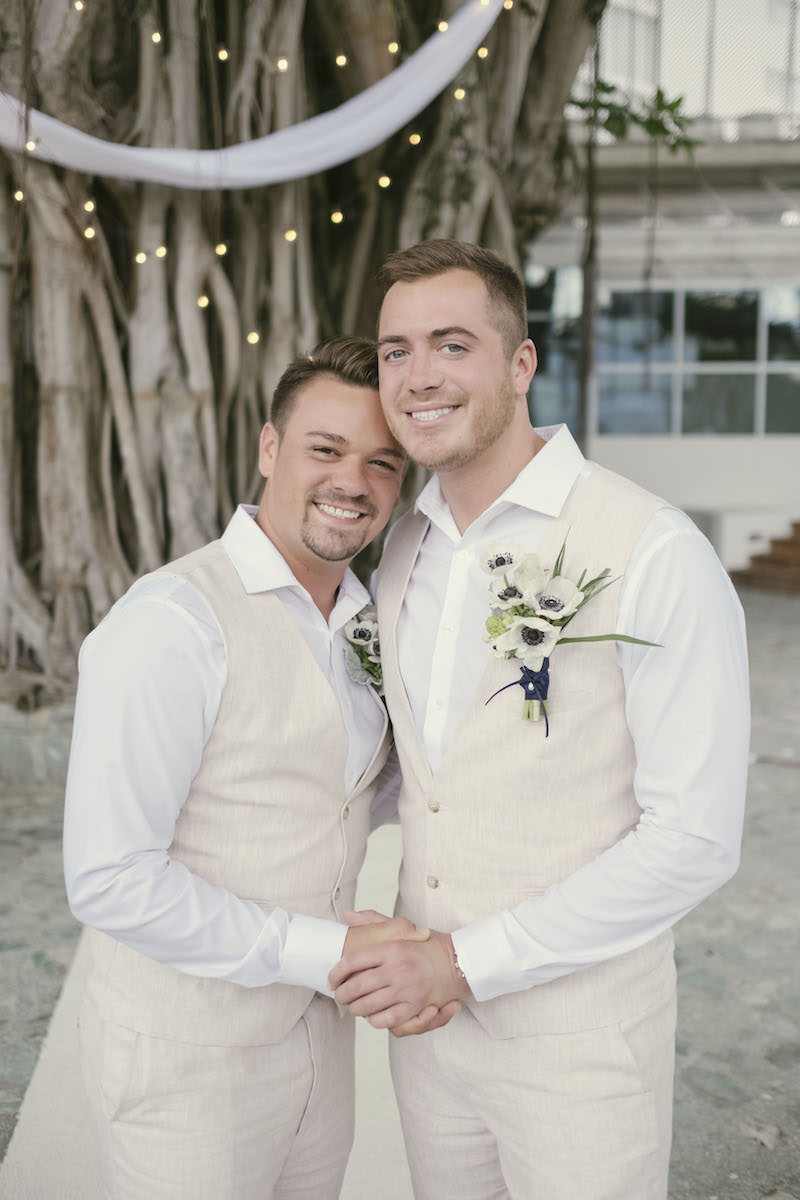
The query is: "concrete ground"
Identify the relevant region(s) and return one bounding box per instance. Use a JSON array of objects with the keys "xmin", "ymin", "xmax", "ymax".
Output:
[{"xmin": 0, "ymin": 586, "xmax": 798, "ymax": 1199}]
